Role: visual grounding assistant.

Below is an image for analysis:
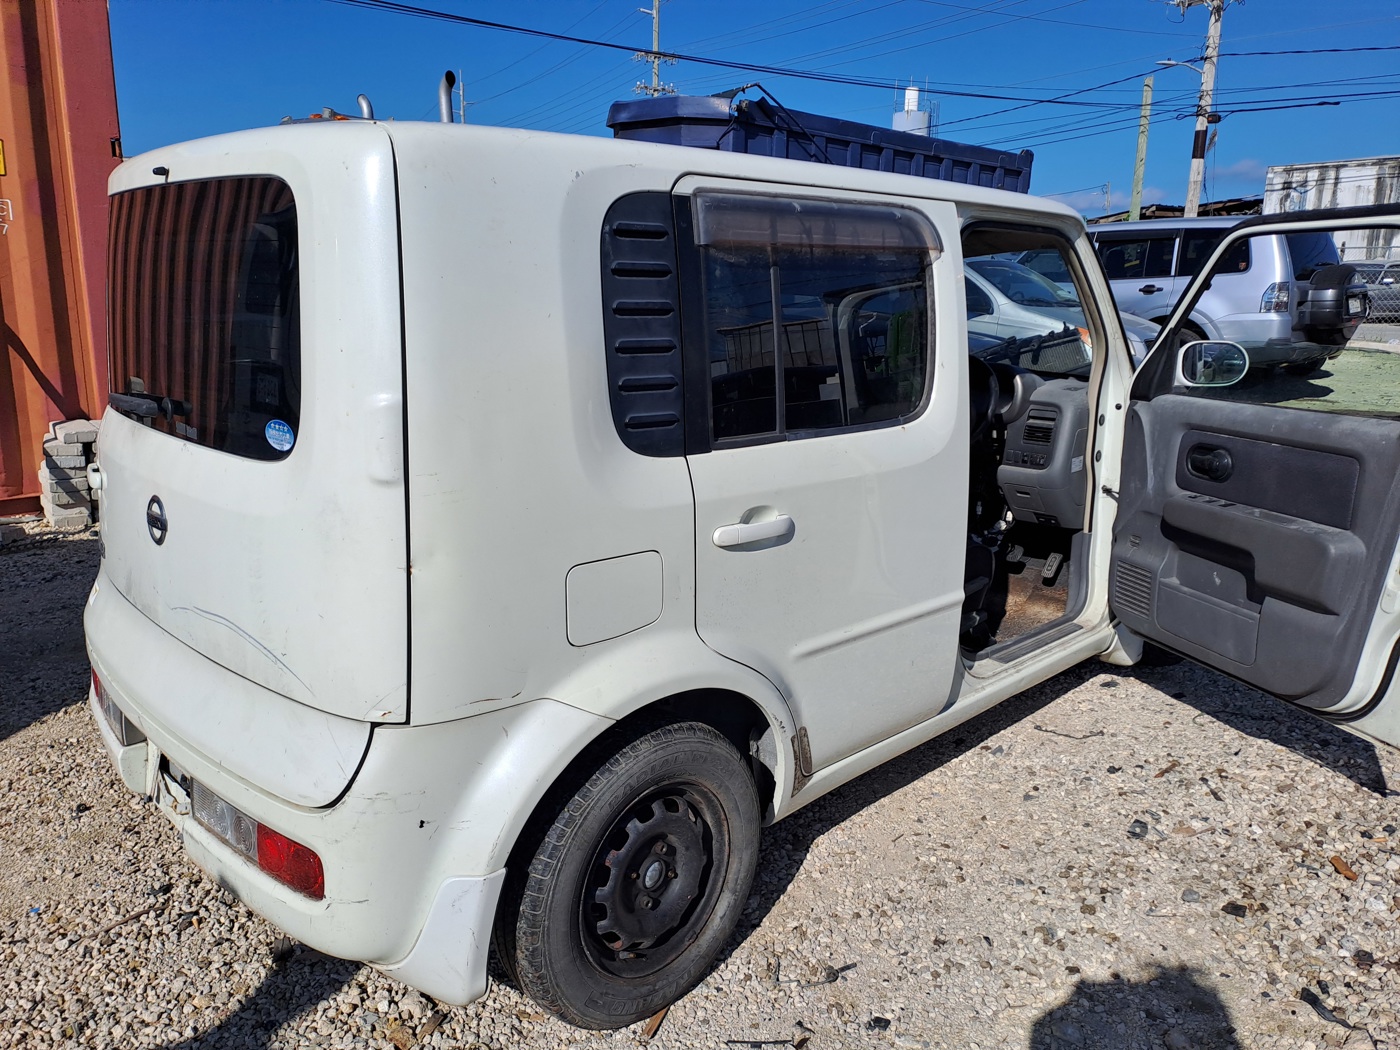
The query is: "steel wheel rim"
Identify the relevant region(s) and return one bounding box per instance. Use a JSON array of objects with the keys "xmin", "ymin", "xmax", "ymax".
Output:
[{"xmin": 579, "ymin": 781, "xmax": 731, "ymax": 979}]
